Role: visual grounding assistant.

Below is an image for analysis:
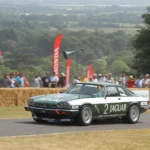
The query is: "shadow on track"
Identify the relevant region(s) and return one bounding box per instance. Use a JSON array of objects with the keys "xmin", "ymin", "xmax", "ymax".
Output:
[{"xmin": 15, "ymin": 118, "xmax": 142, "ymax": 126}]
